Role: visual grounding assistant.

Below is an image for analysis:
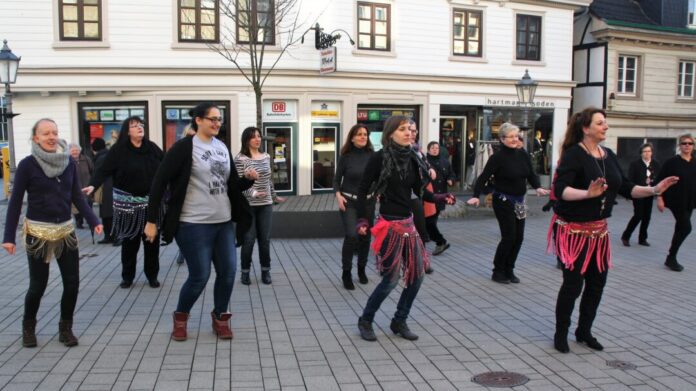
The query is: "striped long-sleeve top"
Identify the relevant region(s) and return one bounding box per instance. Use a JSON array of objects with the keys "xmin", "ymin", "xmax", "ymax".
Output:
[{"xmin": 234, "ymin": 152, "xmax": 277, "ymax": 206}]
